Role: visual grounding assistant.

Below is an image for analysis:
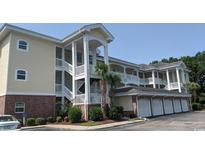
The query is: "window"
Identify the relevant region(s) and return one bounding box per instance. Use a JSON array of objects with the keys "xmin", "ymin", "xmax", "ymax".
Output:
[
  {"xmin": 15, "ymin": 102, "xmax": 25, "ymax": 113},
  {"xmin": 17, "ymin": 40, "xmax": 29, "ymax": 51},
  {"xmin": 16, "ymin": 69, "xmax": 27, "ymax": 81},
  {"xmin": 89, "ymin": 55, "xmax": 93, "ymax": 65}
]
